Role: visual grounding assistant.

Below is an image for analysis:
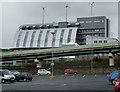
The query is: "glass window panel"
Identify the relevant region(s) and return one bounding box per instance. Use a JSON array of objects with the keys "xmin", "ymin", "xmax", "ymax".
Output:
[
  {"xmin": 67, "ymin": 29, "xmax": 72, "ymax": 43},
  {"xmin": 37, "ymin": 31, "xmax": 43, "ymax": 47},
  {"xmin": 23, "ymin": 31, "xmax": 29, "ymax": 47},
  {"xmin": 59, "ymin": 29, "xmax": 65, "ymax": 46},
  {"xmin": 30, "ymin": 31, "xmax": 36, "ymax": 47},
  {"xmin": 52, "ymin": 30, "xmax": 57, "ymax": 47},
  {"xmin": 16, "ymin": 31, "xmax": 23, "ymax": 47},
  {"xmin": 44, "ymin": 30, "xmax": 50, "ymax": 47}
]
